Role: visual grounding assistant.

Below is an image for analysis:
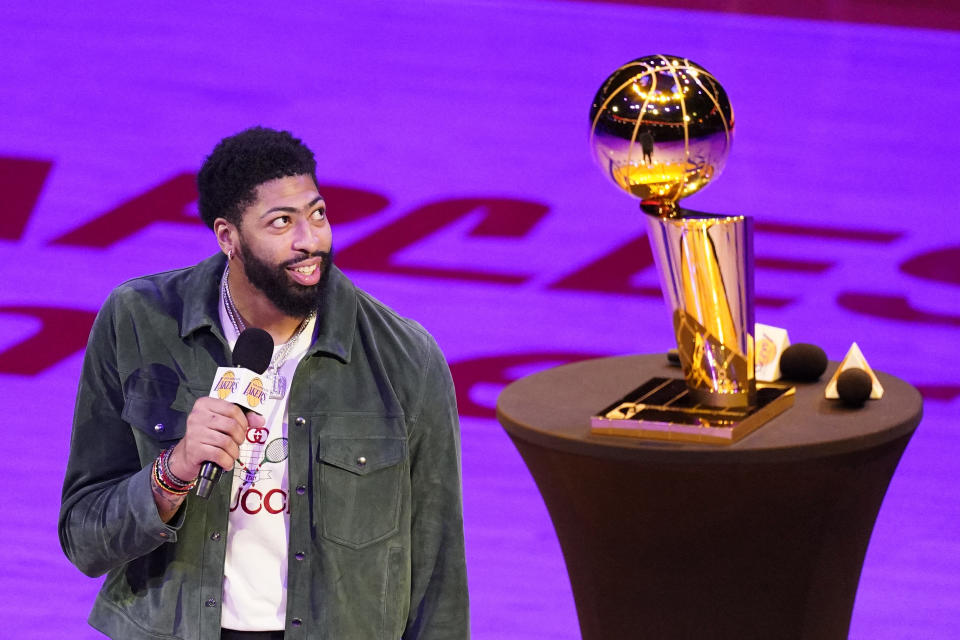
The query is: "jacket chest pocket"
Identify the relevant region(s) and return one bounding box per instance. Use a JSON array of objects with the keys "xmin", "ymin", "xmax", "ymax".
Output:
[
  {"xmin": 121, "ymin": 374, "xmax": 198, "ymax": 464},
  {"xmin": 316, "ymin": 435, "xmax": 407, "ymax": 550}
]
